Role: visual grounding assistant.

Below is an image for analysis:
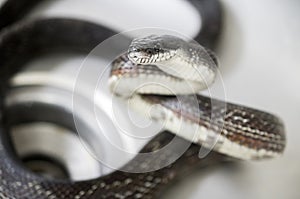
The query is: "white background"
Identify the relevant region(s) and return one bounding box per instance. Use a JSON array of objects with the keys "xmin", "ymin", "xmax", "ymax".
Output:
[{"xmin": 2, "ymin": 0, "xmax": 300, "ymax": 198}]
